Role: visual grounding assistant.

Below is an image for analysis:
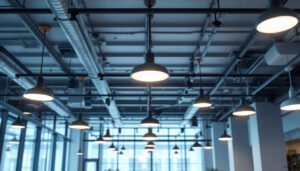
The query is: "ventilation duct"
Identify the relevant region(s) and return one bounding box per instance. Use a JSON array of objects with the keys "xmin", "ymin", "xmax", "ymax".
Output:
[{"xmin": 265, "ymin": 42, "xmax": 300, "ymax": 66}]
